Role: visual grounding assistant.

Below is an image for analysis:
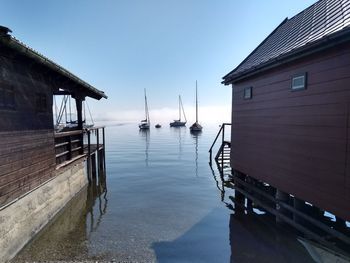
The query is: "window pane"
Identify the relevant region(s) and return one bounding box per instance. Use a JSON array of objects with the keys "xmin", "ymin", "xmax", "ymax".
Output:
[
  {"xmin": 291, "ymin": 74, "xmax": 306, "ymax": 90},
  {"xmin": 244, "ymin": 87, "xmax": 252, "ymax": 99}
]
